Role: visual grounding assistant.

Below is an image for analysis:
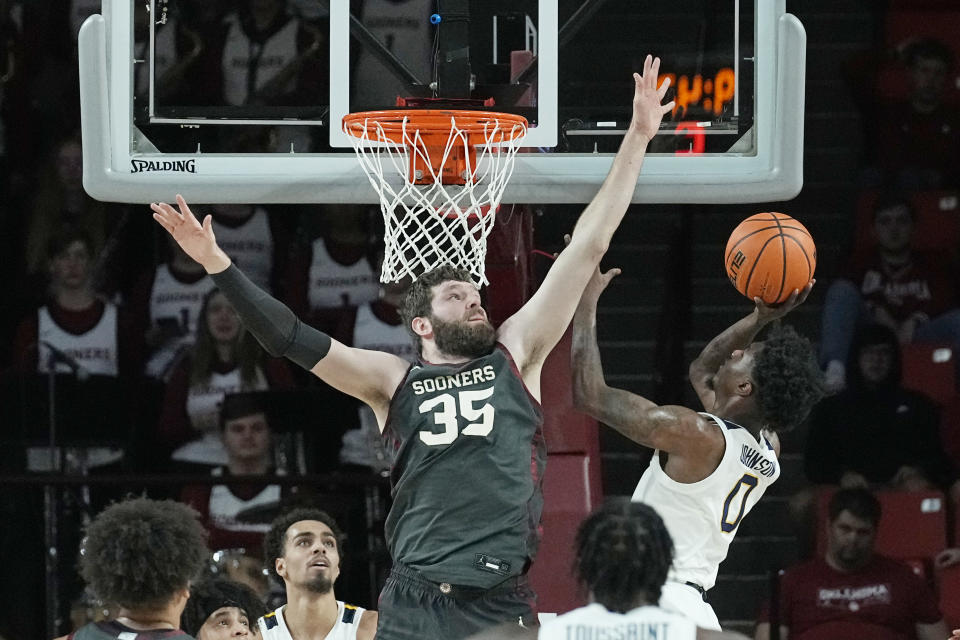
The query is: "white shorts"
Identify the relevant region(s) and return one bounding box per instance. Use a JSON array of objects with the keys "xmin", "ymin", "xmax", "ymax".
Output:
[{"xmin": 658, "ymin": 581, "xmax": 720, "ymax": 630}]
